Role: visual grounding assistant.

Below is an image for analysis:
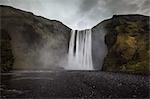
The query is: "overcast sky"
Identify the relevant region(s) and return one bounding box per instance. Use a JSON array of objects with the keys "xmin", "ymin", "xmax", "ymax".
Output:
[{"xmin": 0, "ymin": 0, "xmax": 150, "ymax": 30}]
